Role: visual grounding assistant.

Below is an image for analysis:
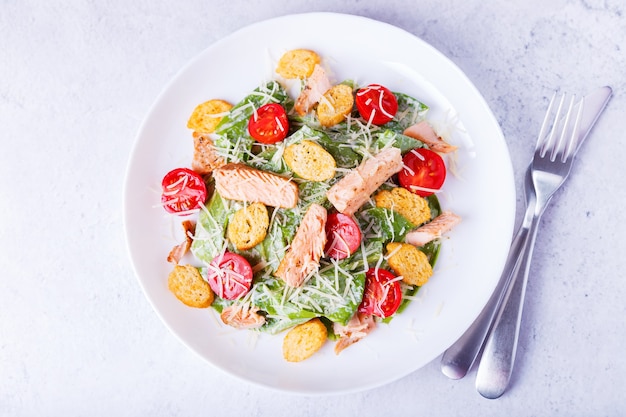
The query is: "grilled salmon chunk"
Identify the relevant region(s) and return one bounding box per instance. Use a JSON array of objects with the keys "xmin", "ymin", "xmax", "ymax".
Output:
[
  {"xmin": 403, "ymin": 121, "xmax": 457, "ymax": 153},
  {"xmin": 405, "ymin": 211, "xmax": 461, "ymax": 246},
  {"xmin": 326, "ymin": 147, "xmax": 403, "ymax": 216},
  {"xmin": 220, "ymin": 304, "xmax": 266, "ymax": 329},
  {"xmin": 275, "ymin": 203, "xmax": 327, "ymax": 287},
  {"xmin": 294, "ymin": 64, "xmax": 332, "ymax": 116},
  {"xmin": 191, "ymin": 132, "xmax": 225, "ymax": 175},
  {"xmin": 213, "ymin": 163, "xmax": 299, "ymax": 208},
  {"xmin": 333, "ymin": 313, "xmax": 376, "ymax": 354}
]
